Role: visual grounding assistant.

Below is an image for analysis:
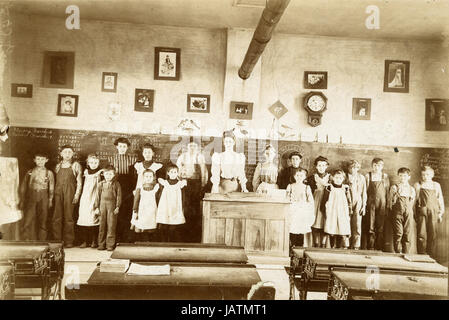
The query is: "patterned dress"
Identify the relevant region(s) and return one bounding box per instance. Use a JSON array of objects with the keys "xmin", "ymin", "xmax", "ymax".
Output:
[{"xmin": 311, "ymin": 173, "xmax": 330, "ymax": 229}]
